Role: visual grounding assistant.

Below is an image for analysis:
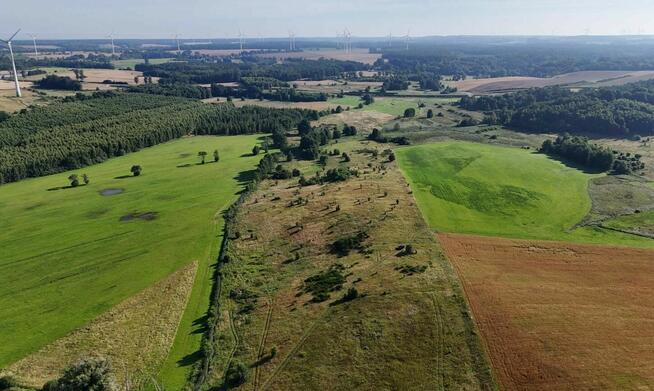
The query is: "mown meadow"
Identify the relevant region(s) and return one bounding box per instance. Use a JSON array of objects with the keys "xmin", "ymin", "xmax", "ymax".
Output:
[
  {"xmin": 0, "ymin": 135, "xmax": 263, "ymax": 388},
  {"xmin": 397, "ymin": 141, "xmax": 654, "ymax": 247}
]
